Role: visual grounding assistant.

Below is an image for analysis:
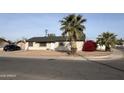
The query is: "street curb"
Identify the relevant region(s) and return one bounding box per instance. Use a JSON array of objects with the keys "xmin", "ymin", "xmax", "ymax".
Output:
[
  {"xmin": 0, "ymin": 55, "xmax": 87, "ymax": 61},
  {"xmin": 78, "ymin": 49, "xmax": 124, "ymax": 60}
]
